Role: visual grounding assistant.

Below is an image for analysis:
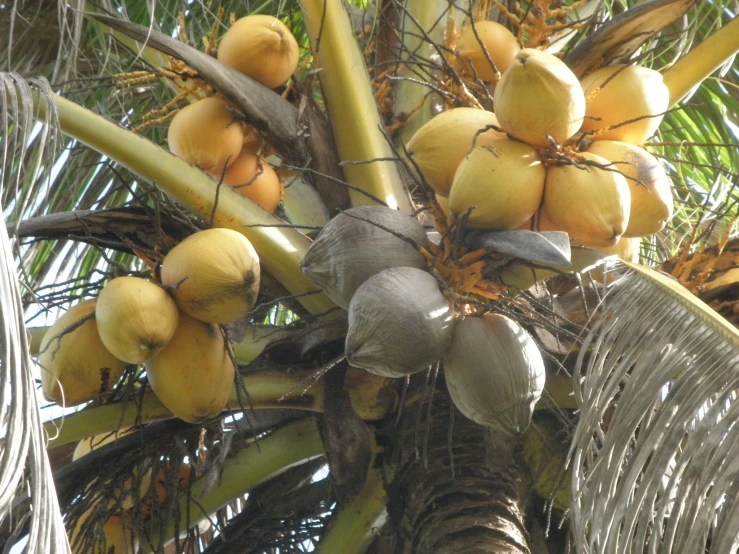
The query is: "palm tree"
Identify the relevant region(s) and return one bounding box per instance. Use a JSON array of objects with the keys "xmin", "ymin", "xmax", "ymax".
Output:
[{"xmin": 2, "ymin": 0, "xmax": 739, "ymax": 552}]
